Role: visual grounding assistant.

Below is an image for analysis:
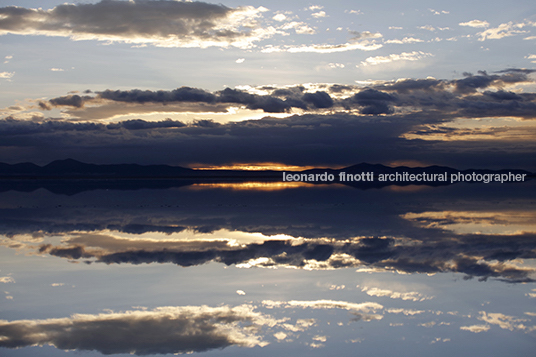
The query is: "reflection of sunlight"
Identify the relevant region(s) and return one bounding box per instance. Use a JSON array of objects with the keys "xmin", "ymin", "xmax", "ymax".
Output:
[
  {"xmin": 187, "ymin": 181, "xmax": 319, "ymax": 191},
  {"xmin": 402, "ymin": 211, "xmax": 536, "ymax": 235}
]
